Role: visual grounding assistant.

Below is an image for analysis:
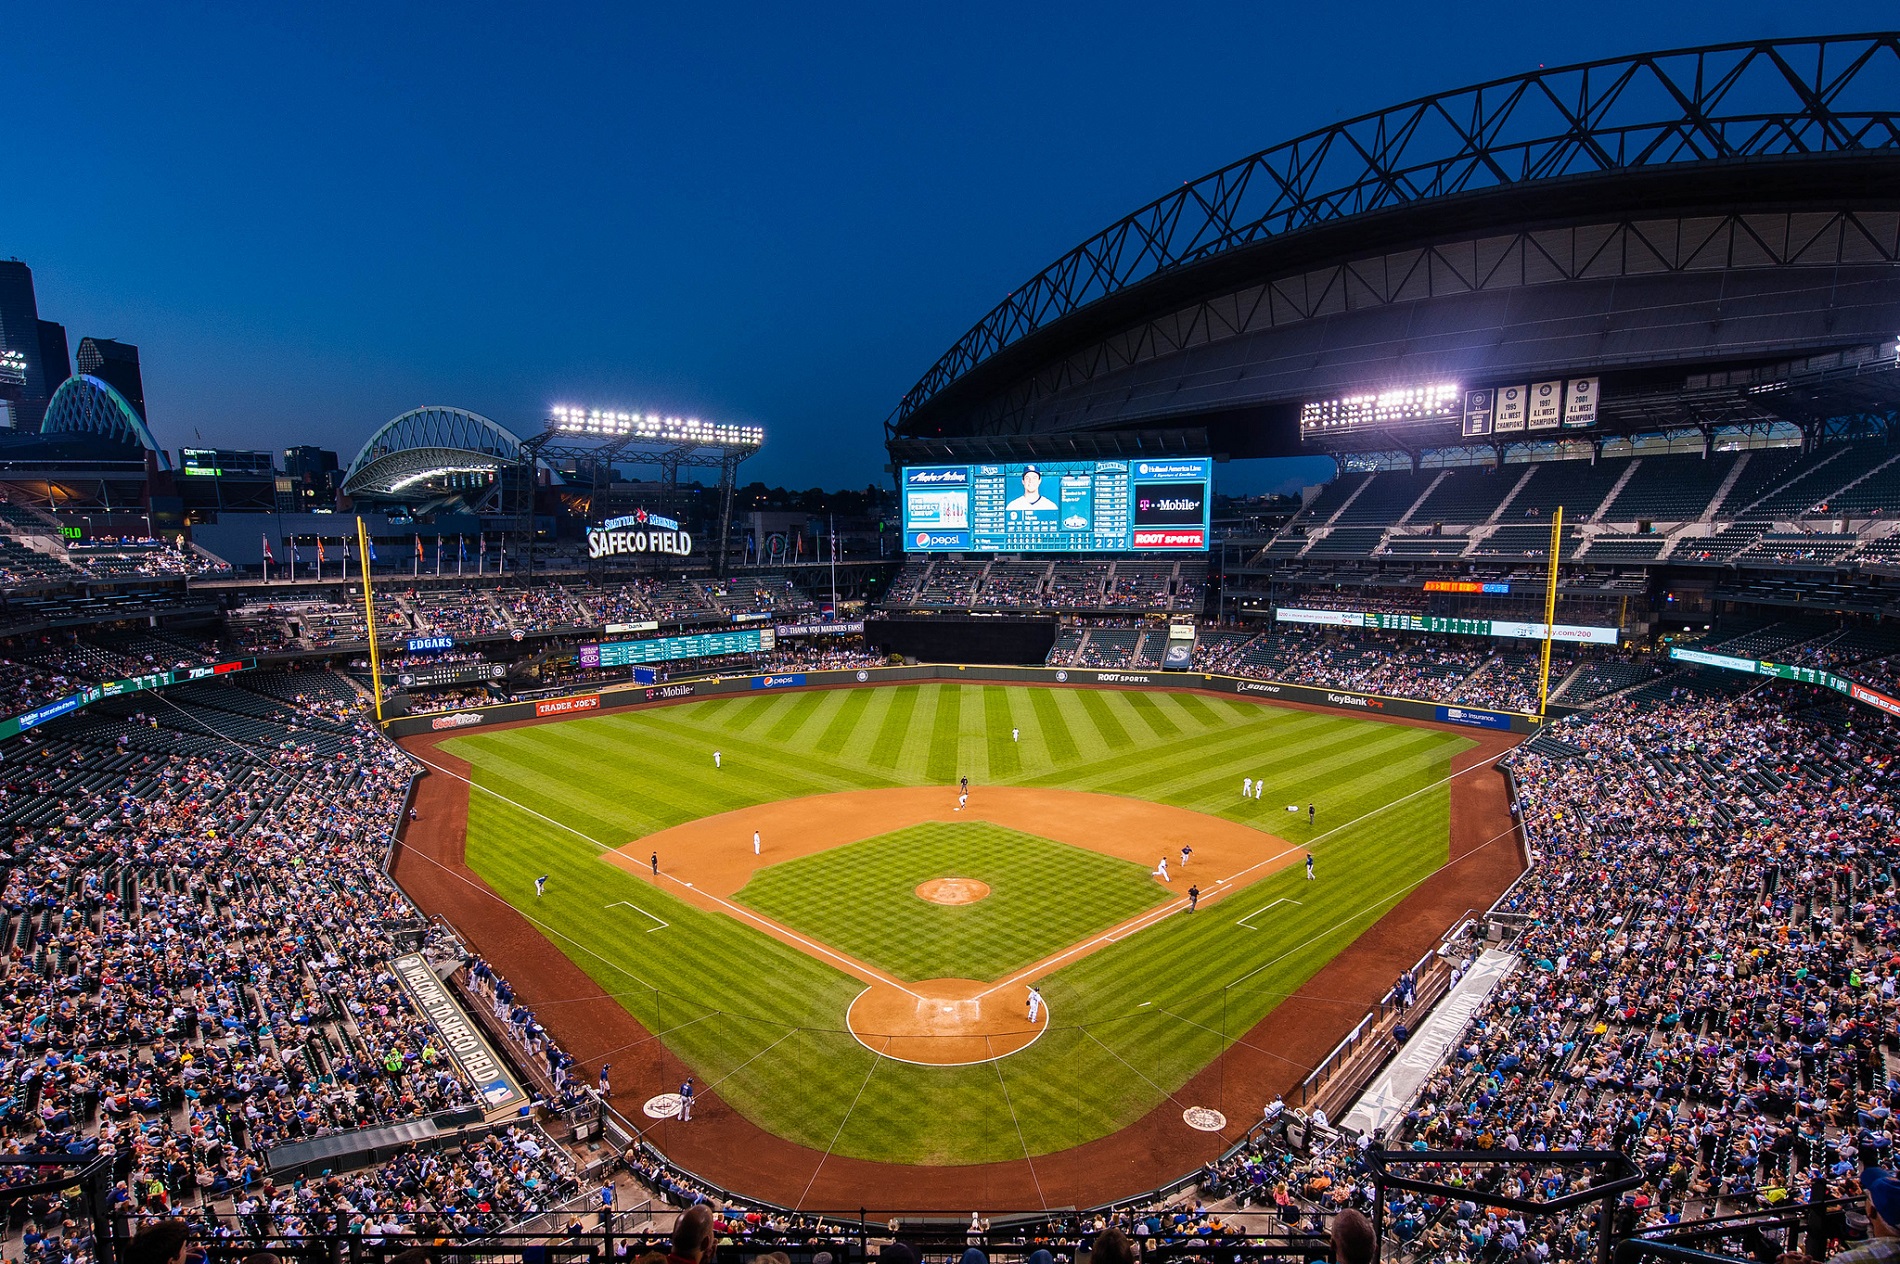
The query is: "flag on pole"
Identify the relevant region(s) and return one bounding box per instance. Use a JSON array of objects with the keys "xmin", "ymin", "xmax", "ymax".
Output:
[
  {"xmin": 367, "ymin": 538, "xmax": 378, "ymax": 564},
  {"xmin": 479, "ymin": 534, "xmax": 488, "ymax": 571},
  {"xmin": 414, "ymin": 534, "xmax": 423, "ymax": 577},
  {"xmin": 435, "ymin": 535, "xmax": 443, "ymax": 576},
  {"xmin": 261, "ymin": 534, "xmax": 274, "ymax": 563},
  {"xmin": 458, "ymin": 536, "xmax": 466, "ymax": 575},
  {"xmin": 316, "ymin": 538, "xmax": 326, "ymax": 565},
  {"xmin": 290, "ymin": 537, "xmax": 300, "ymax": 575}
]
